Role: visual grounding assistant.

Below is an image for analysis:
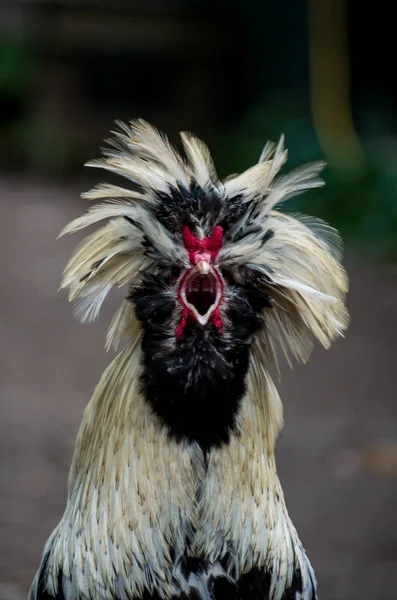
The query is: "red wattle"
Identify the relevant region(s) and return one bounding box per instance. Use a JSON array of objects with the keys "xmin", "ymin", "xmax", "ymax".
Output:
[
  {"xmin": 175, "ymin": 308, "xmax": 189, "ymax": 341},
  {"xmin": 211, "ymin": 308, "xmax": 223, "ymax": 333}
]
